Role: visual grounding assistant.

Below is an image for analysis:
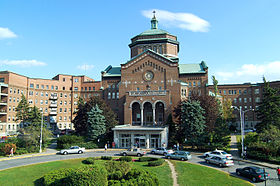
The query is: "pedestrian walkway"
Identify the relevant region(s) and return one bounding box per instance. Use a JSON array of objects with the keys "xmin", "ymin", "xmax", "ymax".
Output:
[{"xmin": 165, "ymin": 160, "xmax": 178, "ymax": 186}]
